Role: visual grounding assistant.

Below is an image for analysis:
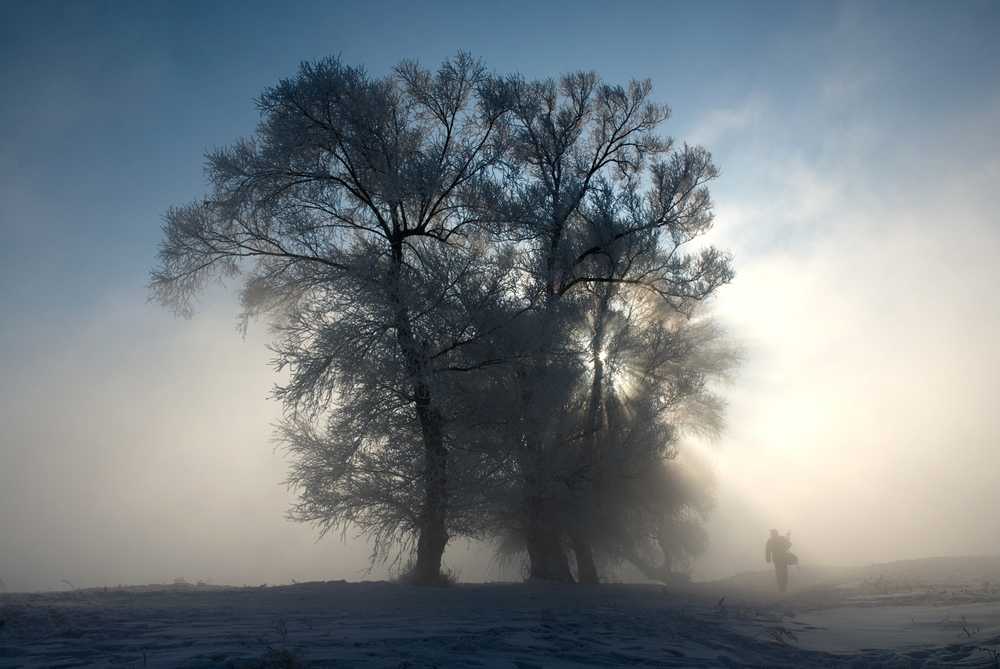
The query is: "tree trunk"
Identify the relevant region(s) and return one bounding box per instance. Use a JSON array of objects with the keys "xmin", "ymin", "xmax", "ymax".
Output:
[
  {"xmin": 568, "ymin": 292, "xmax": 608, "ymax": 586},
  {"xmin": 571, "ymin": 534, "xmax": 600, "ymax": 585},
  {"xmin": 526, "ymin": 529, "xmax": 575, "ymax": 583},
  {"xmin": 622, "ymin": 546, "xmax": 673, "ymax": 584},
  {"xmin": 524, "ymin": 496, "xmax": 575, "ymax": 583},
  {"xmin": 391, "ymin": 239, "xmax": 449, "ymax": 585},
  {"xmin": 413, "ymin": 380, "xmax": 449, "ymax": 584}
]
